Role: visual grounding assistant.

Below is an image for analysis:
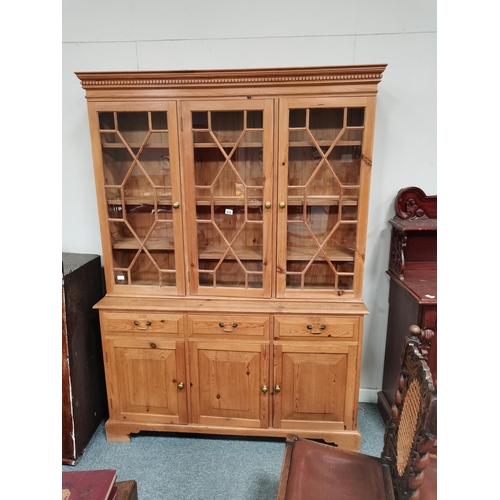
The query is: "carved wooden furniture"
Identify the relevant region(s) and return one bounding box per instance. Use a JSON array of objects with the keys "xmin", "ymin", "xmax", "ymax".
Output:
[
  {"xmin": 378, "ymin": 187, "xmax": 437, "ymax": 423},
  {"xmin": 276, "ymin": 325, "xmax": 437, "ymax": 500},
  {"xmin": 62, "ymin": 253, "xmax": 107, "ymax": 465},
  {"xmin": 76, "ymin": 65, "xmax": 386, "ymax": 450}
]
